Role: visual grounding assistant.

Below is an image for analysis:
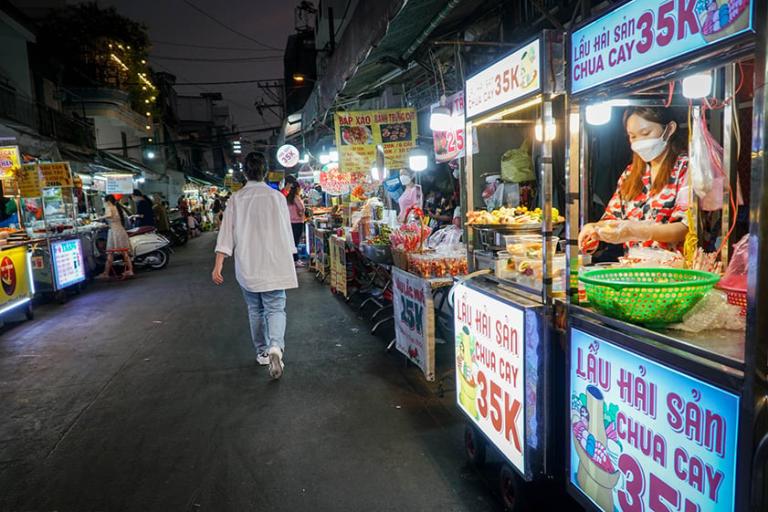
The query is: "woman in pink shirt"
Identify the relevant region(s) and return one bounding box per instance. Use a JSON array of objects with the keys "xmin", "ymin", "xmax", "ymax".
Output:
[{"xmin": 286, "ymin": 181, "xmax": 305, "ymax": 266}]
